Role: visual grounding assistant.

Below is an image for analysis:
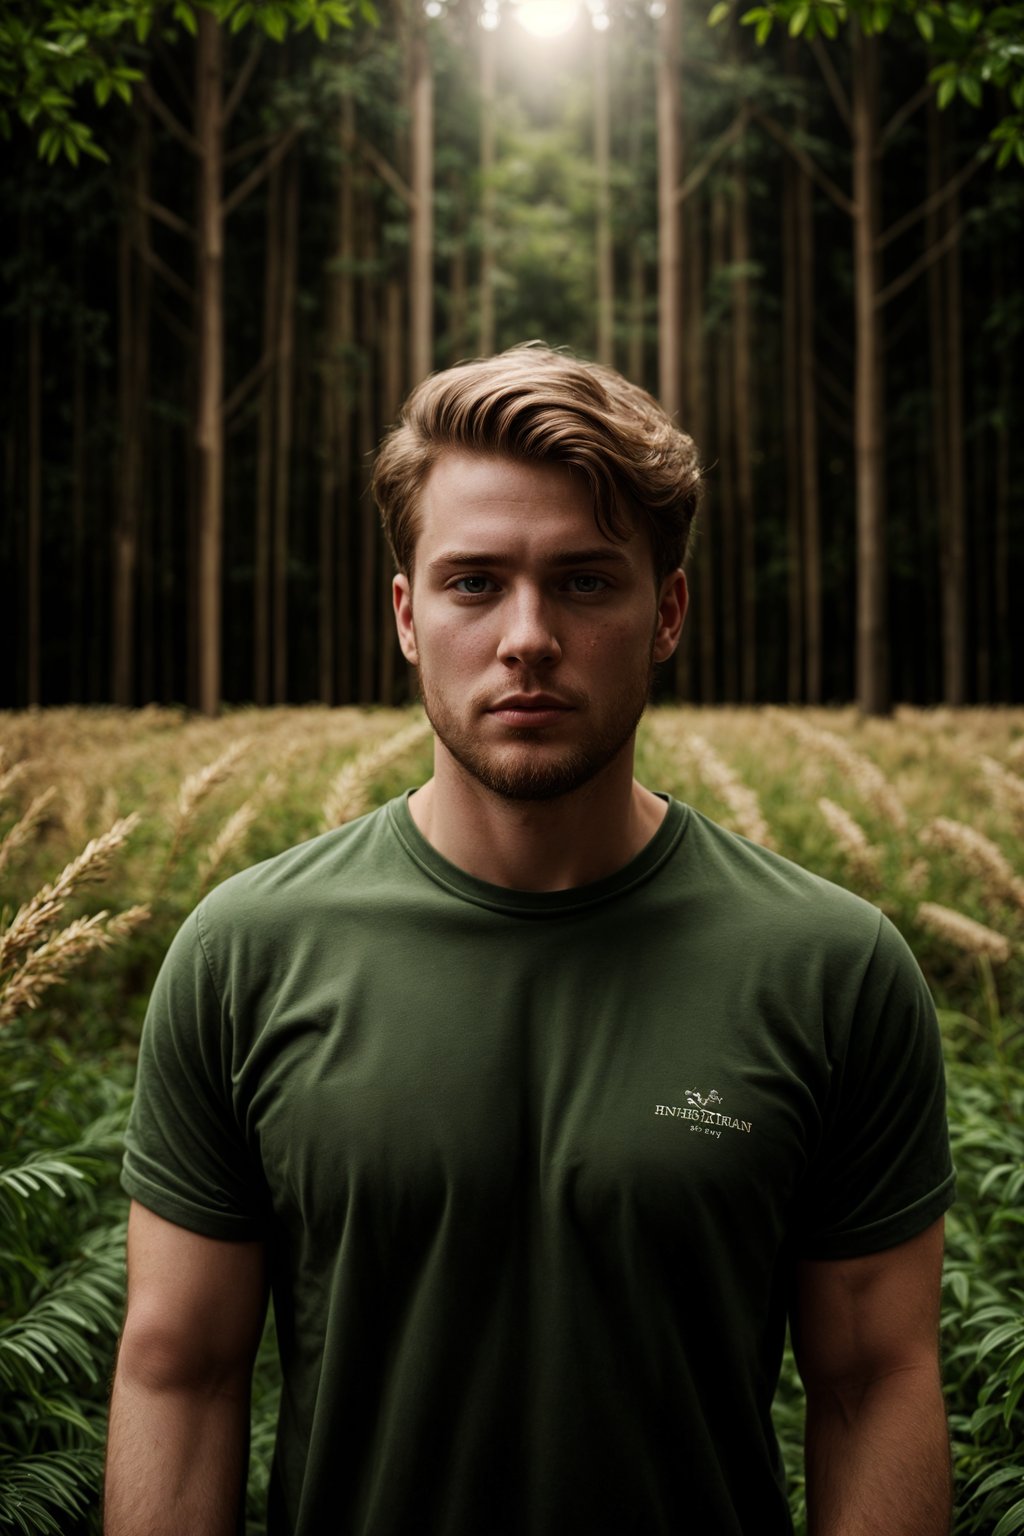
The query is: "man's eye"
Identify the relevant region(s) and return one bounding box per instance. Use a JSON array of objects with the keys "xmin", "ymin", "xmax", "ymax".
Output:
[
  {"xmin": 566, "ymin": 574, "xmax": 607, "ymax": 594},
  {"xmin": 452, "ymin": 576, "xmax": 494, "ymax": 595}
]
